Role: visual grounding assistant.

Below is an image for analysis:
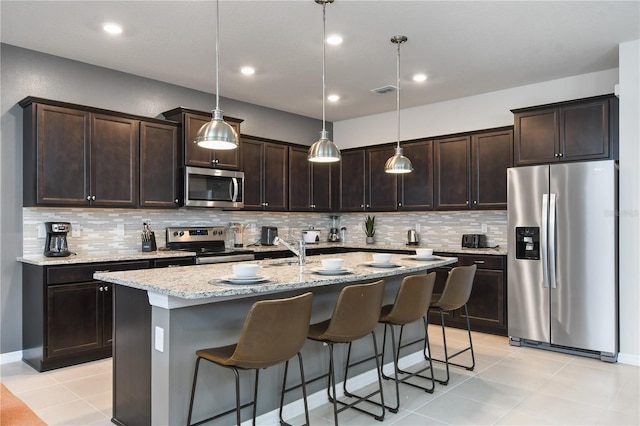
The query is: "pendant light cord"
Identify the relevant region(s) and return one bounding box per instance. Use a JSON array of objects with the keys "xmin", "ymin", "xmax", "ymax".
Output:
[
  {"xmin": 215, "ymin": 0, "xmax": 221, "ymax": 112},
  {"xmin": 321, "ymin": 1, "xmax": 327, "ymax": 133},
  {"xmin": 396, "ymin": 39, "xmax": 401, "ymax": 149}
]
